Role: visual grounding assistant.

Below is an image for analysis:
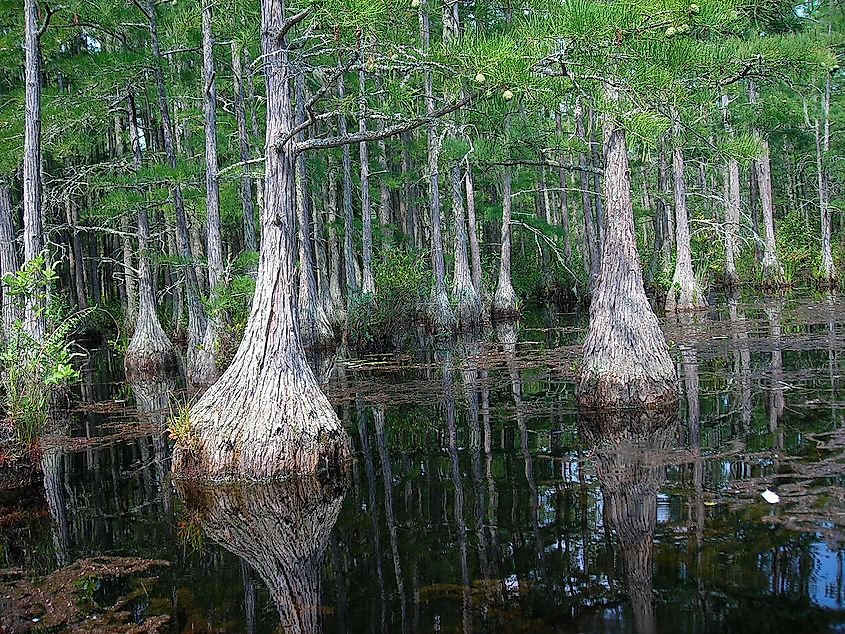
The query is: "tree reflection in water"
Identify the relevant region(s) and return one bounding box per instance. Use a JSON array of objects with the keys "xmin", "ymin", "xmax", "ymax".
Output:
[
  {"xmin": 177, "ymin": 477, "xmax": 347, "ymax": 634},
  {"xmin": 580, "ymin": 408, "xmax": 677, "ymax": 634}
]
